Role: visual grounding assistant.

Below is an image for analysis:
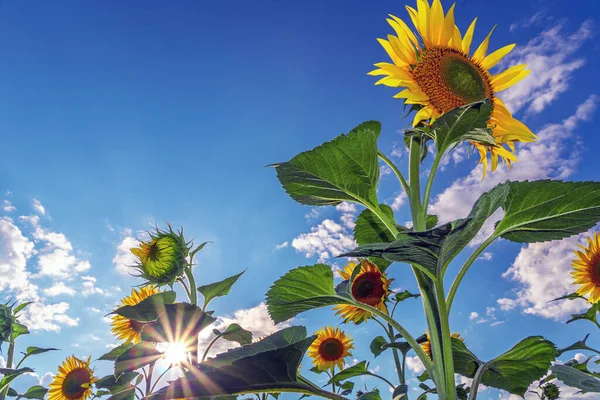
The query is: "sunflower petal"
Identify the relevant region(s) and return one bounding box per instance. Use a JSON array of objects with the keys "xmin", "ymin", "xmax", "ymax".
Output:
[
  {"xmin": 430, "ymin": 0, "xmax": 445, "ymax": 45},
  {"xmin": 389, "ymin": 14, "xmax": 419, "ymax": 48},
  {"xmin": 482, "ymin": 43, "xmax": 516, "ymax": 70},
  {"xmin": 472, "ymin": 25, "xmax": 497, "ymax": 63},
  {"xmin": 441, "ymin": 3, "xmax": 456, "ymax": 47},
  {"xmin": 462, "ymin": 18, "xmax": 477, "ymax": 54},
  {"xmin": 494, "ymin": 68, "xmax": 530, "ymax": 92},
  {"xmin": 416, "ymin": 0, "xmax": 431, "ymax": 45}
]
